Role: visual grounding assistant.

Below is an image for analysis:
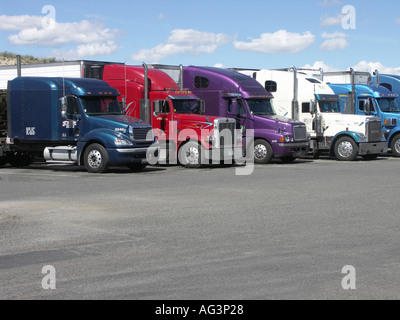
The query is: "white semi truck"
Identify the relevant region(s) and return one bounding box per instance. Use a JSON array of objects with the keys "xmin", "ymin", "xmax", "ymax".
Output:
[
  {"xmin": 0, "ymin": 60, "xmax": 122, "ymax": 90},
  {"xmin": 237, "ymin": 67, "xmax": 386, "ymax": 160}
]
